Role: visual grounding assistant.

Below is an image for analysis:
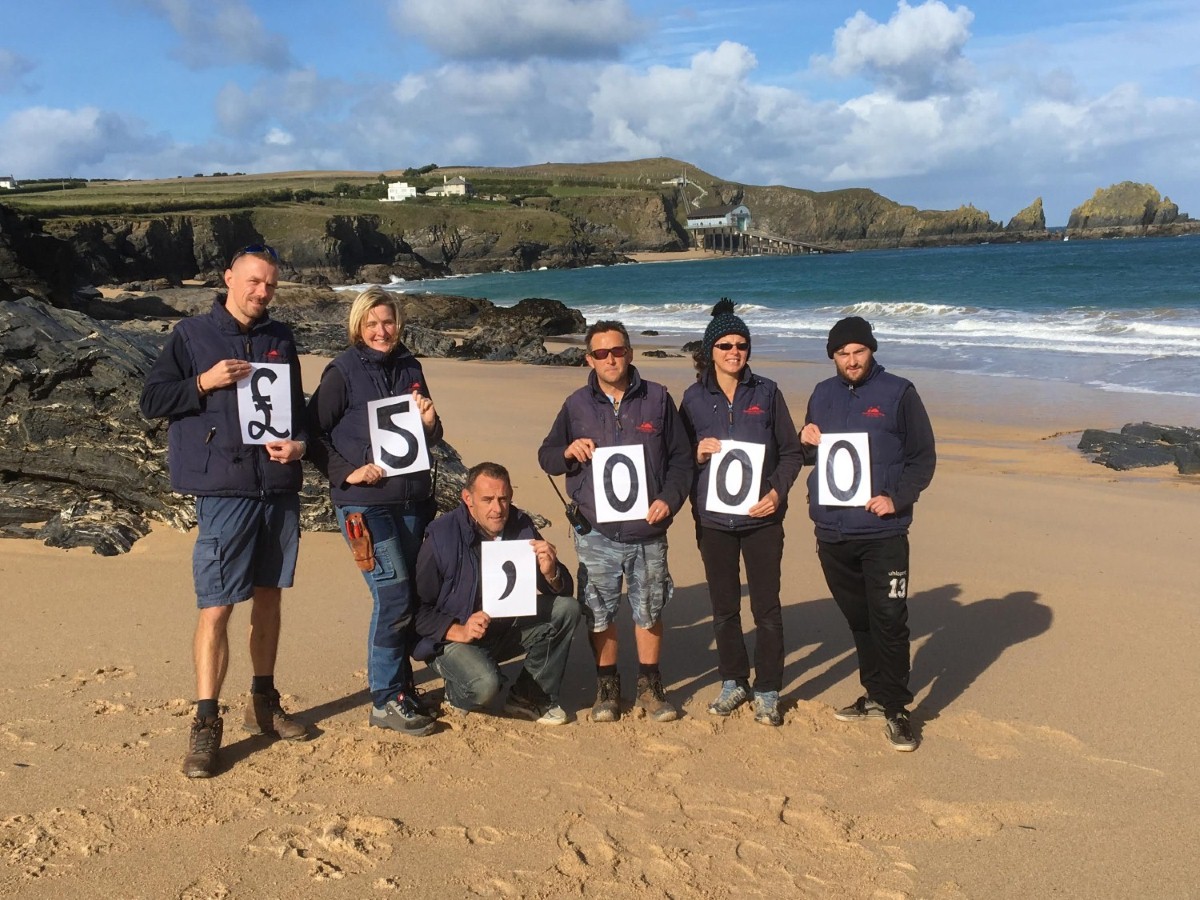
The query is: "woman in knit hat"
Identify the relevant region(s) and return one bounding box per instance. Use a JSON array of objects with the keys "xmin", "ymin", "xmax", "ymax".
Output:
[{"xmin": 679, "ymin": 299, "xmax": 805, "ymax": 726}]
